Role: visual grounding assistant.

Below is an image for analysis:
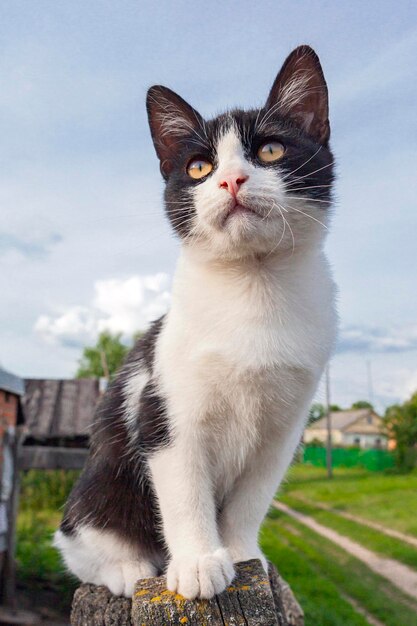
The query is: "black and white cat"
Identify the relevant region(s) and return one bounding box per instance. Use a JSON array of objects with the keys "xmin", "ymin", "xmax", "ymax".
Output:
[{"xmin": 55, "ymin": 45, "xmax": 337, "ymax": 600}]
